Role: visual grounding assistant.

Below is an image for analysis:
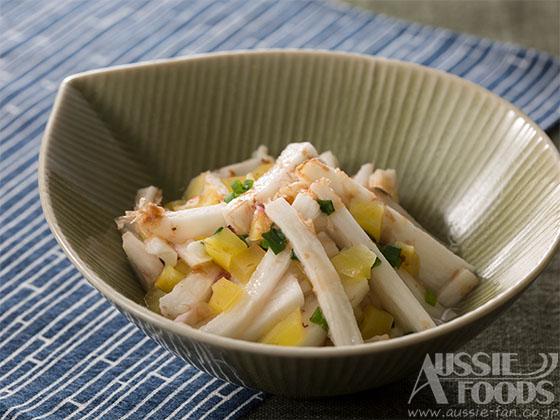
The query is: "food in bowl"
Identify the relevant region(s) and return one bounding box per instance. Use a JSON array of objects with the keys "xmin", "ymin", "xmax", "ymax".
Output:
[{"xmin": 116, "ymin": 142, "xmax": 479, "ymax": 346}]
